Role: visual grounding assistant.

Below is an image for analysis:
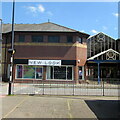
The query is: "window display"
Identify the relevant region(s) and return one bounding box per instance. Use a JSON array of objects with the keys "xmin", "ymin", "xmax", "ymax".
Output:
[
  {"xmin": 17, "ymin": 65, "xmax": 23, "ymax": 78},
  {"xmin": 47, "ymin": 66, "xmax": 73, "ymax": 80},
  {"xmin": 23, "ymin": 66, "xmax": 35, "ymax": 78},
  {"xmin": 67, "ymin": 67, "xmax": 72, "ymax": 79},
  {"xmin": 54, "ymin": 66, "xmax": 66, "ymax": 79},
  {"xmin": 36, "ymin": 67, "xmax": 43, "ymax": 79},
  {"xmin": 16, "ymin": 65, "xmax": 43, "ymax": 79},
  {"xmin": 17, "ymin": 65, "xmax": 73, "ymax": 80}
]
